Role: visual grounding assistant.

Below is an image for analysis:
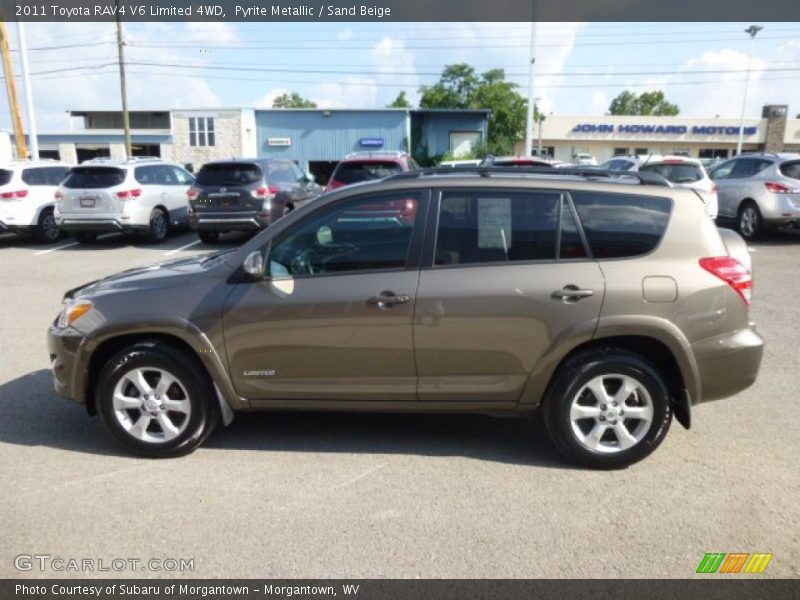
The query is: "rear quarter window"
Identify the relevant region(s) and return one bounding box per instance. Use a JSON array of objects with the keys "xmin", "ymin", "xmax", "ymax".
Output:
[
  {"xmin": 570, "ymin": 191, "xmax": 672, "ymax": 259},
  {"xmin": 62, "ymin": 167, "xmax": 126, "ymax": 189},
  {"xmin": 196, "ymin": 163, "xmax": 262, "ymax": 187},
  {"xmin": 0, "ymin": 169, "xmax": 14, "ymax": 186},
  {"xmin": 779, "ymin": 160, "xmax": 800, "ymax": 180}
]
